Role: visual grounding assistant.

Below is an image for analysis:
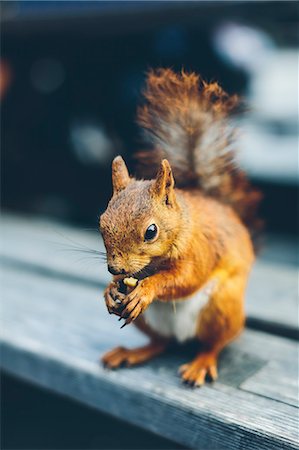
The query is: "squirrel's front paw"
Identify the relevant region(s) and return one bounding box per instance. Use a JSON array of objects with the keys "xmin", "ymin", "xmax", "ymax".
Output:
[
  {"xmin": 104, "ymin": 282, "xmax": 125, "ymax": 316},
  {"xmin": 119, "ymin": 280, "xmax": 154, "ymax": 327}
]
